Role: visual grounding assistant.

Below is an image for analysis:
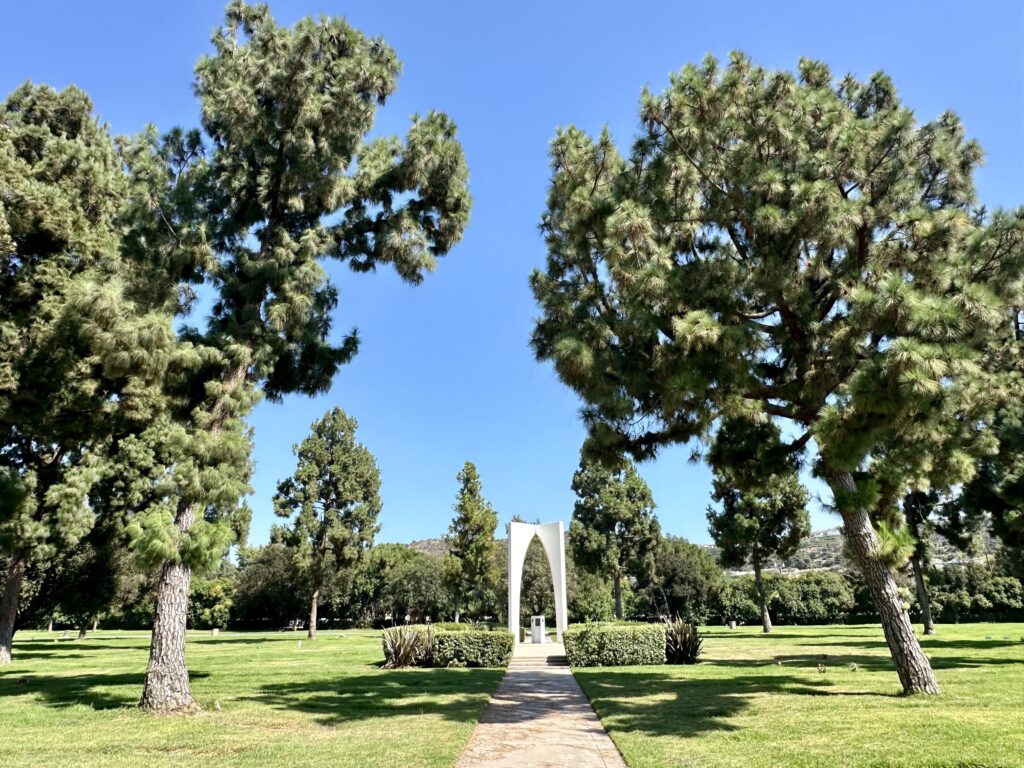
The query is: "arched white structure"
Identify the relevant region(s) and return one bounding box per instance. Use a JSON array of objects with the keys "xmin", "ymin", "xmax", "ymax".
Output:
[{"xmin": 507, "ymin": 520, "xmax": 568, "ymax": 642}]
